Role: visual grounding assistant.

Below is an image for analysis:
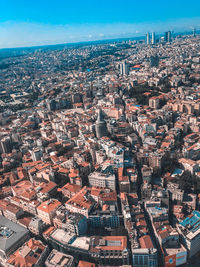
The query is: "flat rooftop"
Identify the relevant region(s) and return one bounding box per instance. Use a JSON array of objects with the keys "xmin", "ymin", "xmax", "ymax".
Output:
[
  {"xmin": 50, "ymin": 229, "xmax": 75, "ymax": 245},
  {"xmin": 71, "ymin": 237, "xmax": 90, "ymax": 250},
  {"xmin": 164, "ymin": 245, "xmax": 187, "ymax": 256},
  {"xmin": 89, "ymin": 171, "xmax": 115, "ymax": 180},
  {"xmin": 180, "ymin": 210, "xmax": 200, "ymax": 230},
  {"xmin": 0, "ymin": 216, "xmax": 29, "ymax": 254},
  {"xmin": 147, "ymin": 206, "xmax": 167, "ymax": 216},
  {"xmin": 46, "ymin": 249, "xmax": 74, "ymax": 267},
  {"xmin": 180, "ymin": 210, "xmax": 200, "ymax": 239},
  {"xmin": 132, "ymin": 248, "xmax": 157, "ymax": 254}
]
